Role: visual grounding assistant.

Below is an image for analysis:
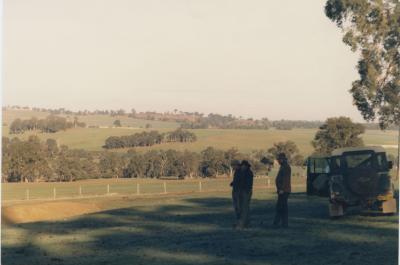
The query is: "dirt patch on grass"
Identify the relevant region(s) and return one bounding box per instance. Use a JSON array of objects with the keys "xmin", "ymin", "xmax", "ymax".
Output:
[{"xmin": 2, "ymin": 201, "xmax": 101, "ymax": 224}]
